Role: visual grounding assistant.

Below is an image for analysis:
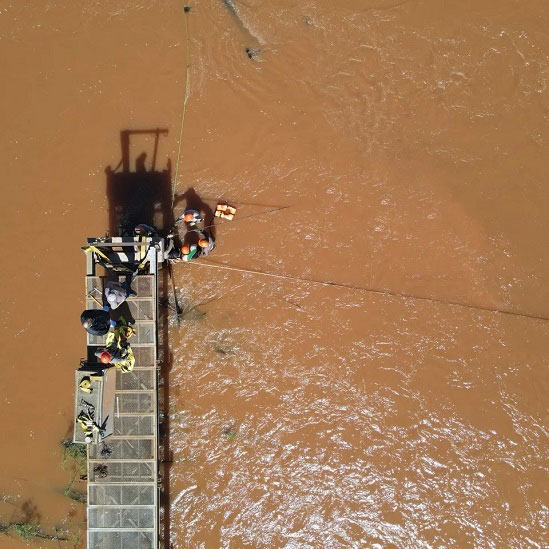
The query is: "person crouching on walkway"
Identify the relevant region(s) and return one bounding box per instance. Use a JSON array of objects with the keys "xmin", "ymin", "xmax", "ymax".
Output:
[
  {"xmin": 94, "ymin": 322, "xmax": 136, "ymax": 373},
  {"xmin": 81, "ymin": 308, "xmax": 113, "ymax": 336},
  {"xmin": 81, "ymin": 278, "xmax": 136, "ymax": 335},
  {"xmin": 104, "ymin": 279, "xmax": 136, "ymax": 310}
]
